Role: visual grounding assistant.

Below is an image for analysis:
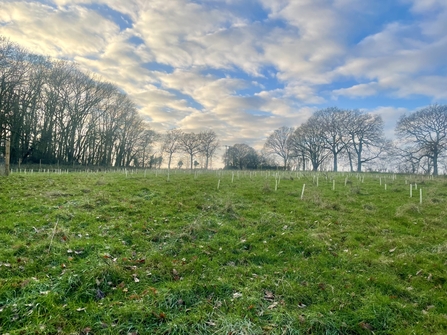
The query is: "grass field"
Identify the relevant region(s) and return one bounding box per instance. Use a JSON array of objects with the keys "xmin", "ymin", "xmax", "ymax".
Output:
[{"xmin": 0, "ymin": 169, "xmax": 446, "ymax": 334}]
